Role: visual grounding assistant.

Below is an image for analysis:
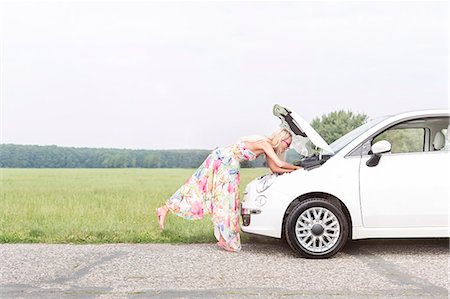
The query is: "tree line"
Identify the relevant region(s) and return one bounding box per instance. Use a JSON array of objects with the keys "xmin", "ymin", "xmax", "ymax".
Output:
[
  {"xmin": 0, "ymin": 144, "xmax": 272, "ymax": 168},
  {"xmin": 1, "ymin": 110, "xmax": 367, "ymax": 168}
]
